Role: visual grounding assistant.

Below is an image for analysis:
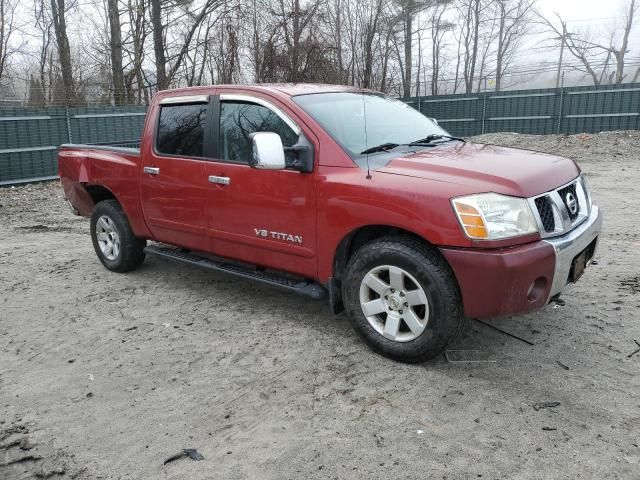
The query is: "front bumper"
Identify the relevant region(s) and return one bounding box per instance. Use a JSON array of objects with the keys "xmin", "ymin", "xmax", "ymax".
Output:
[
  {"xmin": 544, "ymin": 205, "xmax": 601, "ymax": 300},
  {"xmin": 439, "ymin": 205, "xmax": 602, "ymax": 319}
]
